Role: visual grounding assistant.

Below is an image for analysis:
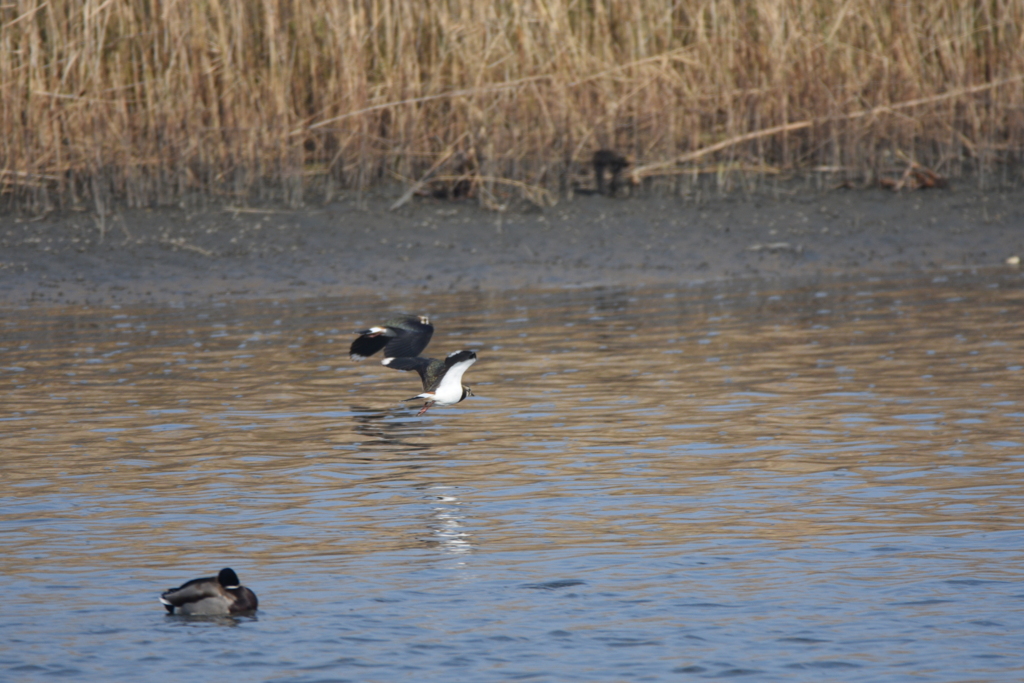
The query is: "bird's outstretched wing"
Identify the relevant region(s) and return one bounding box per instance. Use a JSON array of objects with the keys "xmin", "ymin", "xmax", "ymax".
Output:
[{"xmin": 349, "ymin": 314, "xmax": 433, "ymax": 360}]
